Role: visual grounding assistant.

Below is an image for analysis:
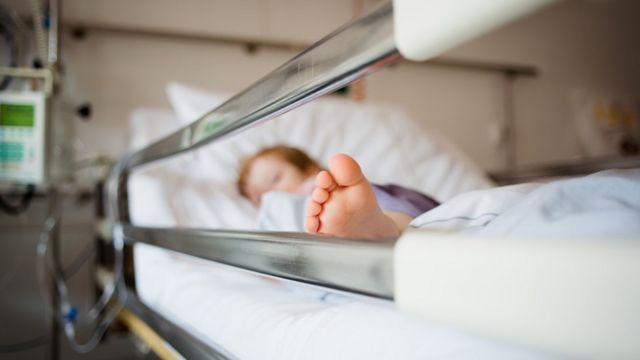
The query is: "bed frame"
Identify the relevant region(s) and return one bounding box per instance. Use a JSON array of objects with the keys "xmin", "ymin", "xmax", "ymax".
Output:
[
  {"xmin": 91, "ymin": 1, "xmax": 639, "ymax": 359},
  {"xmin": 106, "ymin": 4, "xmax": 398, "ymax": 358}
]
